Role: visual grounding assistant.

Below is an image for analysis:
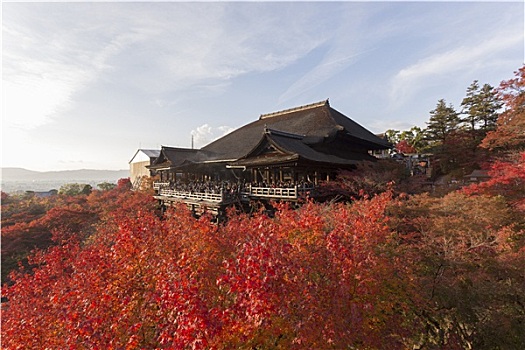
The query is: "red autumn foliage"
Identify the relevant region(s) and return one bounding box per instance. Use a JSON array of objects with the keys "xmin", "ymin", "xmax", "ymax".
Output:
[
  {"xmin": 395, "ymin": 139, "xmax": 416, "ymax": 154},
  {"xmin": 3, "ymin": 62, "xmax": 525, "ymax": 348},
  {"xmin": 117, "ymin": 177, "xmax": 132, "ymax": 190},
  {"xmin": 3, "ymin": 191, "xmax": 419, "ymax": 349},
  {"xmin": 463, "ymin": 151, "xmax": 525, "ymax": 212},
  {"xmin": 1, "ymin": 183, "xmax": 157, "ymax": 285},
  {"xmin": 2, "ymin": 180, "xmax": 524, "ymax": 348},
  {"xmin": 482, "ymin": 65, "xmax": 525, "ymax": 151}
]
